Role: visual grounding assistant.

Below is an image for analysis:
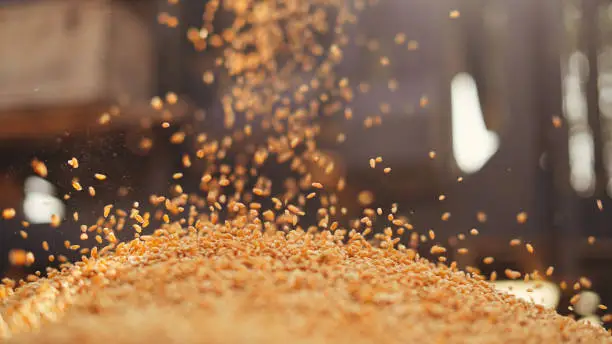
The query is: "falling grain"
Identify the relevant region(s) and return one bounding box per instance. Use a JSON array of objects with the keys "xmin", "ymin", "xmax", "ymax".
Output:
[{"xmin": 31, "ymin": 159, "xmax": 48, "ymax": 178}]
